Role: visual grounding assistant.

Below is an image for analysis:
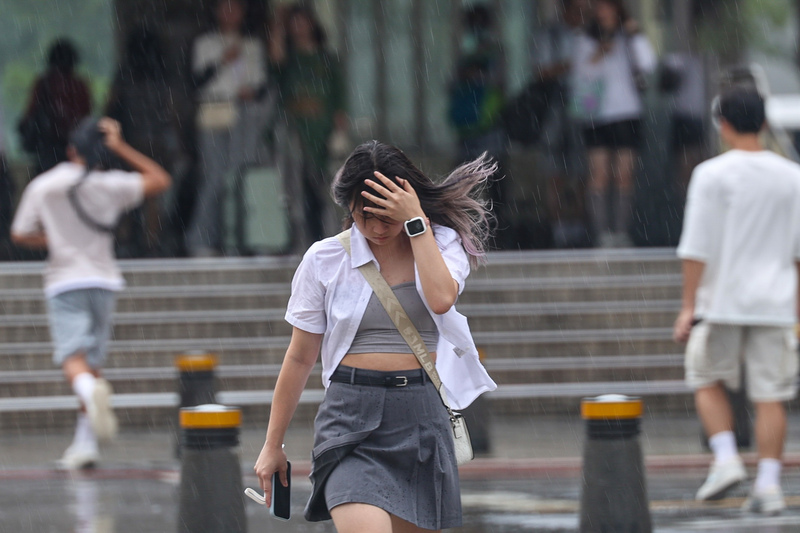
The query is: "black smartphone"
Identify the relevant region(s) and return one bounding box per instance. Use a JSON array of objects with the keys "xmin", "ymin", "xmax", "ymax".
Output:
[{"xmin": 270, "ymin": 461, "xmax": 291, "ymax": 521}]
